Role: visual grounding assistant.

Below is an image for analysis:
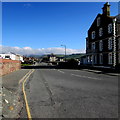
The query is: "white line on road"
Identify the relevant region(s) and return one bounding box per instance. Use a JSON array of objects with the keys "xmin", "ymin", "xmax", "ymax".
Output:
[
  {"xmin": 71, "ymin": 73, "xmax": 101, "ymax": 80},
  {"xmin": 106, "ymin": 73, "xmax": 119, "ymax": 76},
  {"xmin": 83, "ymin": 69, "xmax": 102, "ymax": 73},
  {"xmin": 64, "ymin": 69, "xmax": 80, "ymax": 72},
  {"xmin": 57, "ymin": 70, "xmax": 65, "ymax": 74}
]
